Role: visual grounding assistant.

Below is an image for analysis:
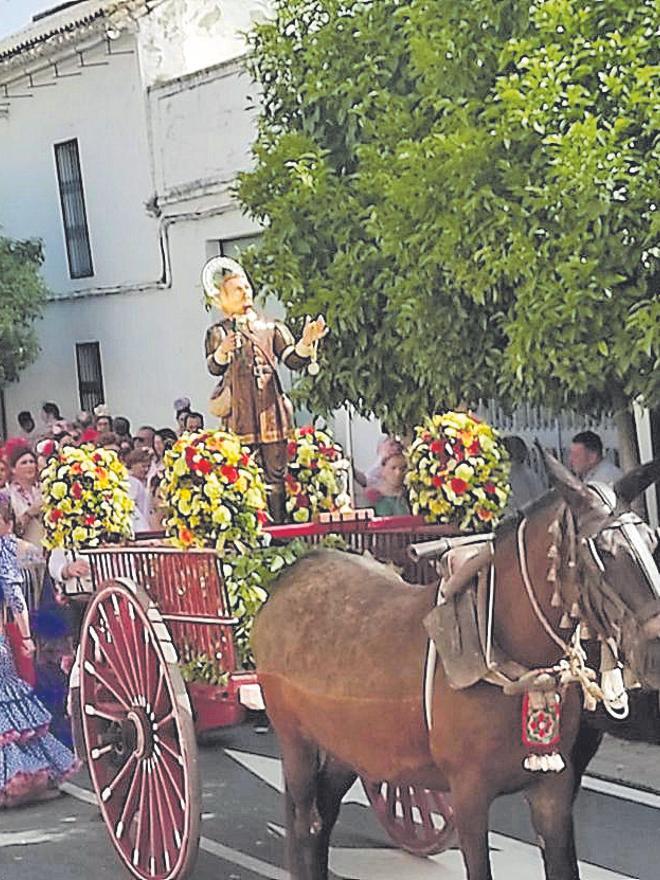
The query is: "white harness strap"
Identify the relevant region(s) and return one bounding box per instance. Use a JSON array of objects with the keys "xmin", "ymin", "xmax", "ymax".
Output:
[{"xmin": 423, "ymin": 582, "xmax": 442, "ymax": 731}]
